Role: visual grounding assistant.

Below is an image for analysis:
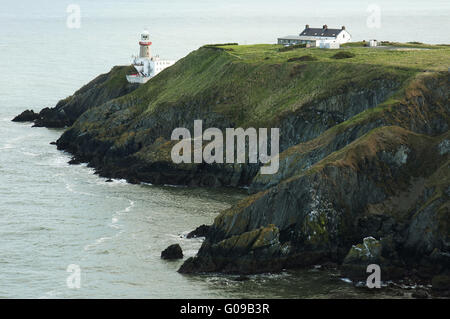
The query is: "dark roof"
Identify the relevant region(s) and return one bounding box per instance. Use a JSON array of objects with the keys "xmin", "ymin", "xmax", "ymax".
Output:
[{"xmin": 300, "ymin": 27, "xmax": 343, "ymax": 38}]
